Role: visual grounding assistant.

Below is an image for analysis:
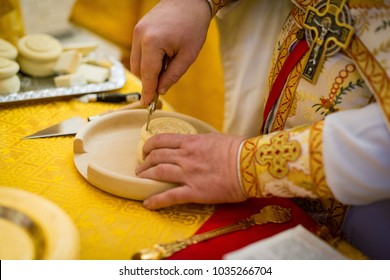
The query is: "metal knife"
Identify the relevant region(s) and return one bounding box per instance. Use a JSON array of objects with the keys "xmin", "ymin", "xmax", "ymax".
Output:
[
  {"xmin": 145, "ymin": 55, "xmax": 169, "ymax": 131},
  {"xmin": 146, "ymin": 92, "xmax": 159, "ymax": 131},
  {"xmin": 22, "ymin": 100, "xmax": 162, "ymax": 139}
]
